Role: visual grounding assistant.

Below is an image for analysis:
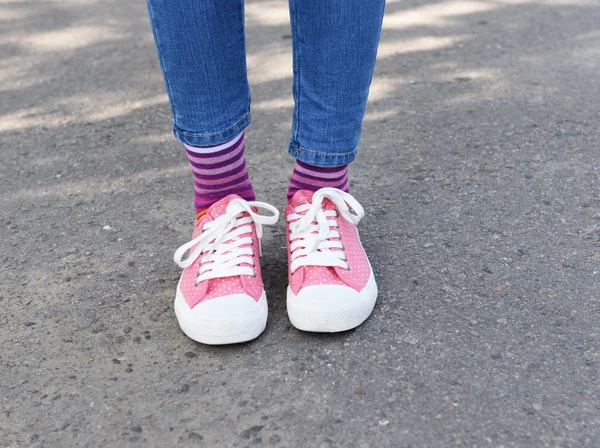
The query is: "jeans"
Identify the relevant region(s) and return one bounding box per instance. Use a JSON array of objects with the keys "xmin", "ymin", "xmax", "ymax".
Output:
[{"xmin": 147, "ymin": 0, "xmax": 385, "ymax": 167}]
